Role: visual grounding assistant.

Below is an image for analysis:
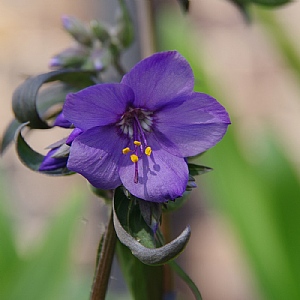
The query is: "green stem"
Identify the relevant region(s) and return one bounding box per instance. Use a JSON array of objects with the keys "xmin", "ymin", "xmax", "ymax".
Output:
[{"xmin": 90, "ymin": 207, "xmax": 117, "ymax": 300}]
